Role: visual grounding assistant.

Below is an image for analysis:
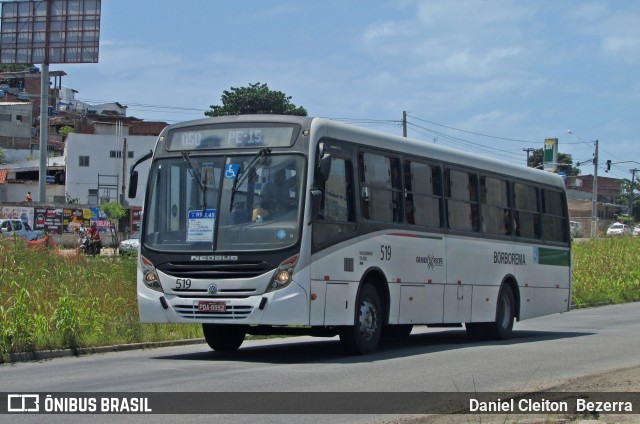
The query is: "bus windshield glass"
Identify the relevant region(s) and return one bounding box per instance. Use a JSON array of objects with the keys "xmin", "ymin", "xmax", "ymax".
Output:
[{"xmin": 143, "ymin": 153, "xmax": 305, "ymax": 252}]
